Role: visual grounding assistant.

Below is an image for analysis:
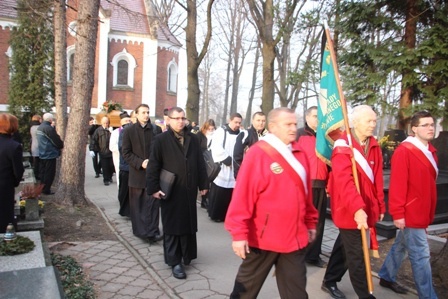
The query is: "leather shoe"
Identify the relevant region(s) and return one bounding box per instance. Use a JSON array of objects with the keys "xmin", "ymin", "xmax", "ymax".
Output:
[
  {"xmin": 95, "ymin": 174, "xmax": 100, "ymax": 178},
  {"xmin": 321, "ymin": 282, "xmax": 346, "ymax": 299},
  {"xmin": 43, "ymin": 191, "xmax": 55, "ymax": 195},
  {"xmin": 172, "ymin": 264, "xmax": 186, "ymax": 279},
  {"xmin": 379, "ymin": 278, "xmax": 408, "ymax": 294},
  {"xmin": 306, "ymin": 258, "xmax": 327, "ymax": 268},
  {"xmin": 148, "ymin": 234, "xmax": 163, "ymax": 244}
]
